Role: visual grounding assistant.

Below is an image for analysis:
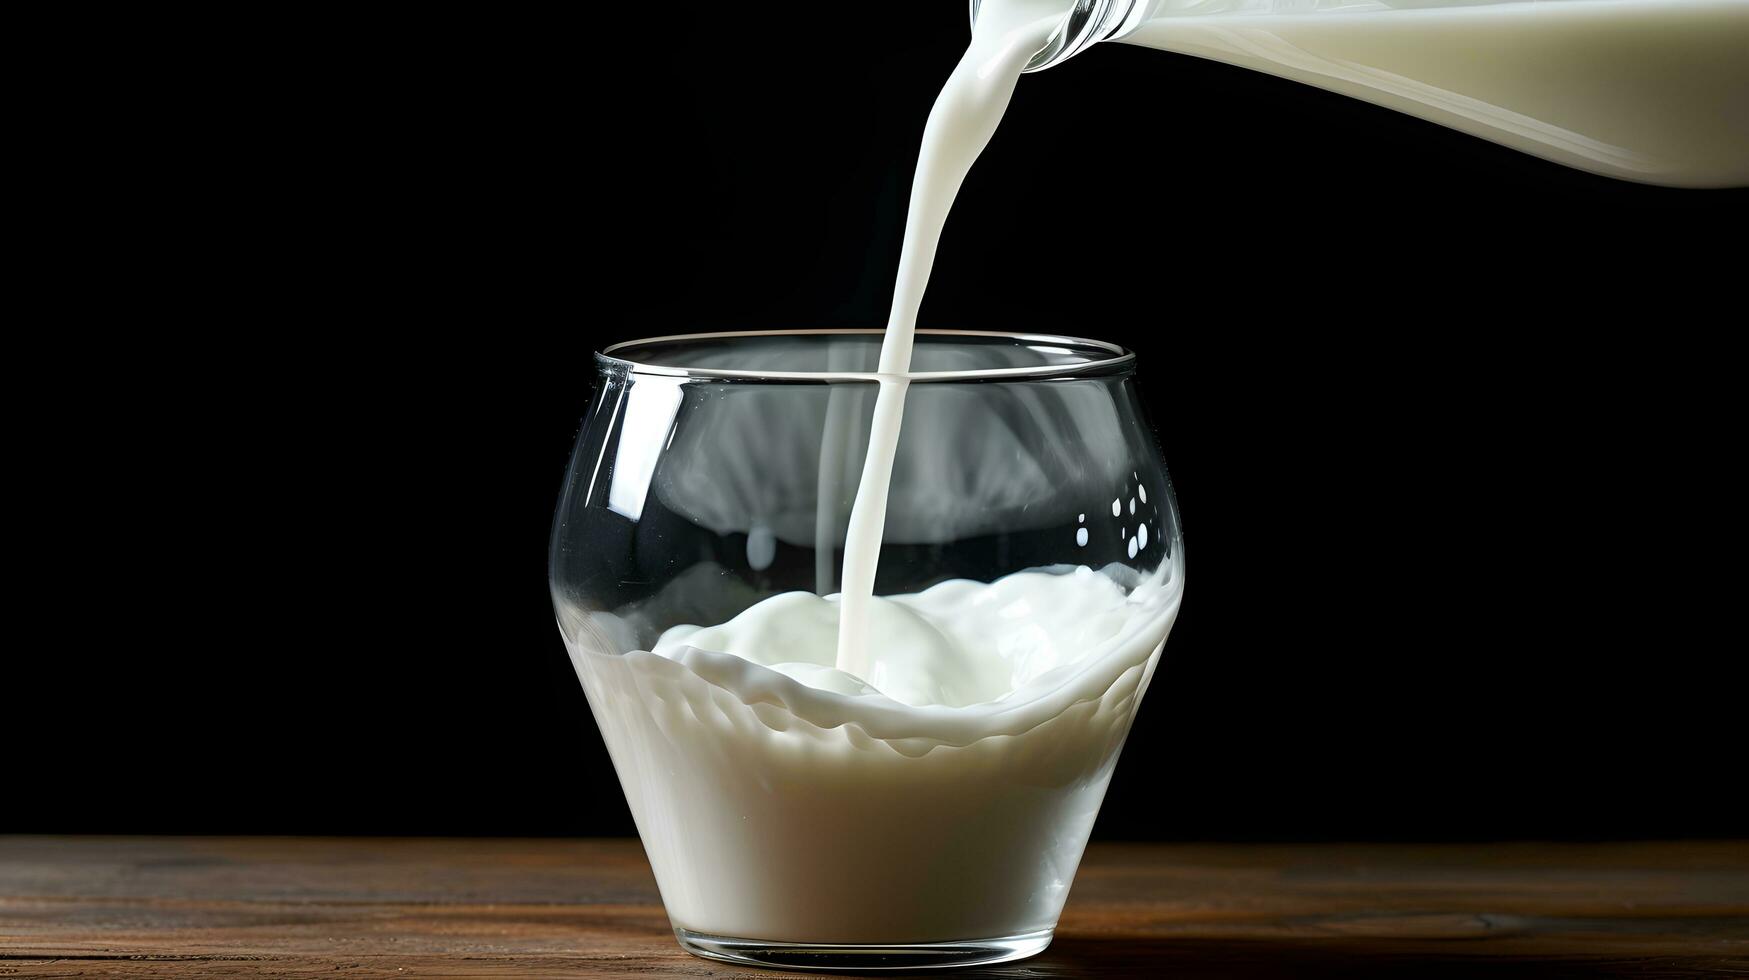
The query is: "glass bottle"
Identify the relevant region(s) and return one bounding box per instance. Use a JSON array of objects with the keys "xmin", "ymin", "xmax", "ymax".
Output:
[{"xmin": 970, "ymin": 0, "xmax": 1749, "ymax": 187}]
